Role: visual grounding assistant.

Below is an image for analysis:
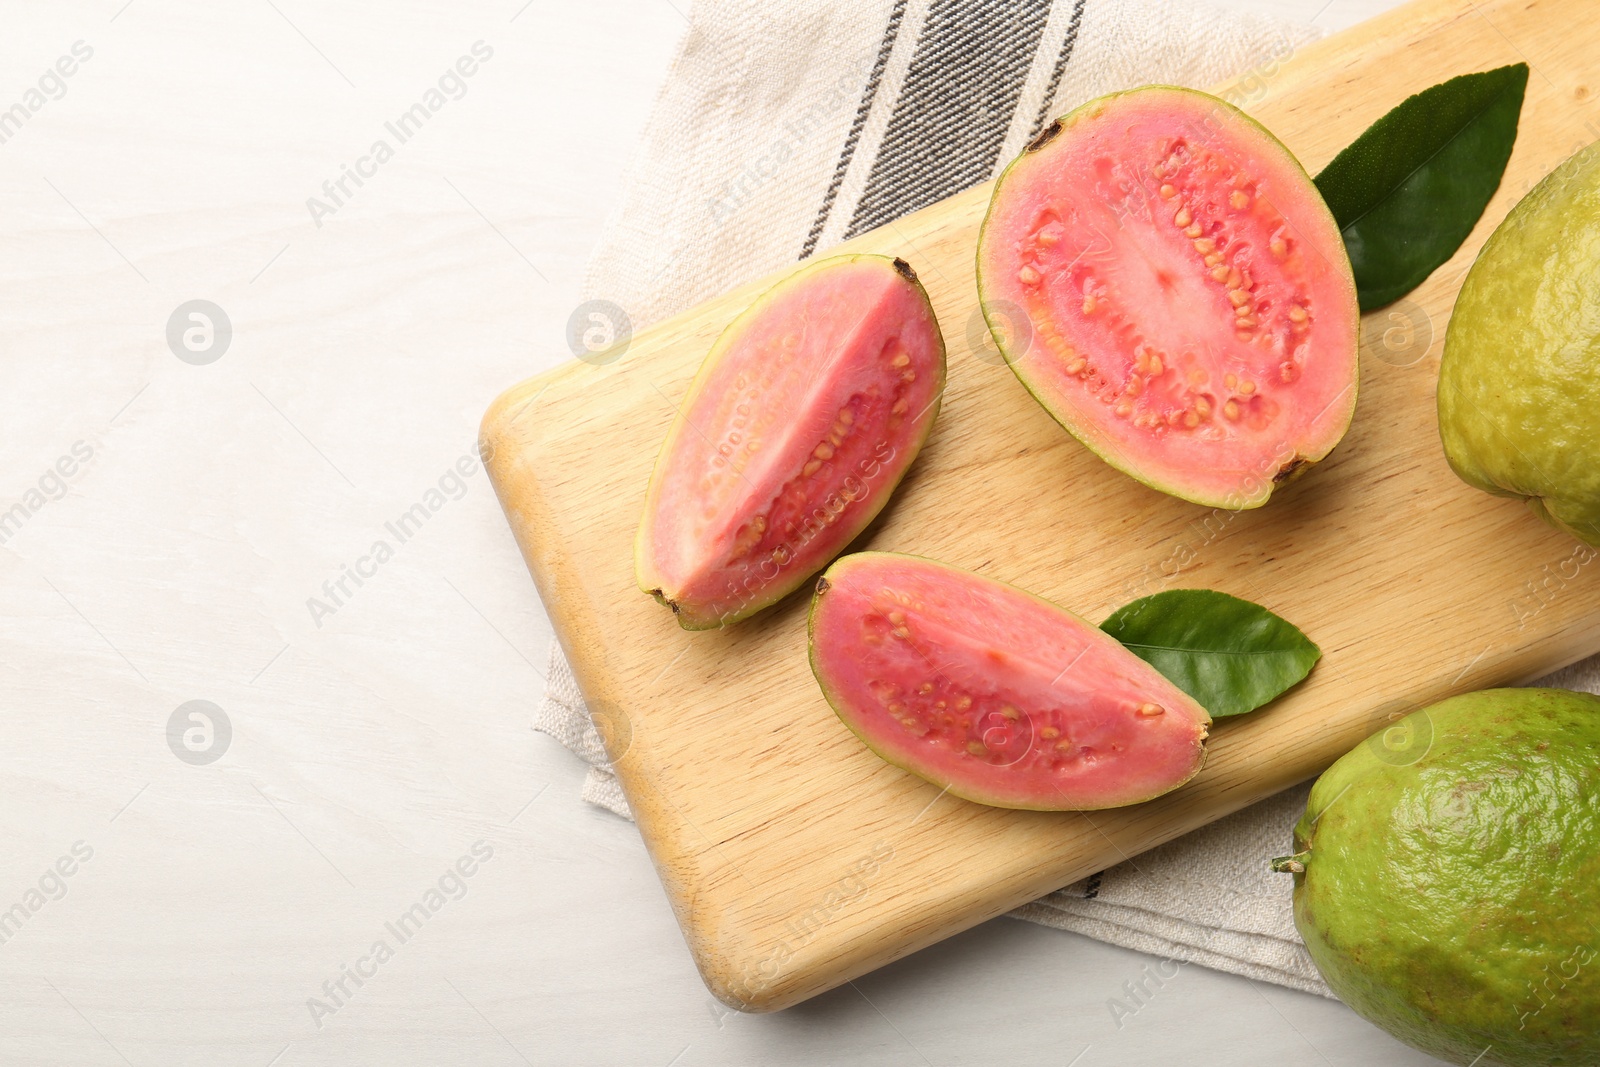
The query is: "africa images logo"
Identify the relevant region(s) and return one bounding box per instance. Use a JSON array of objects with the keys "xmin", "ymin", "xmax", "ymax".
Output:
[
  {"xmin": 305, "ymin": 42, "xmax": 494, "ymax": 227},
  {"xmin": 306, "ymin": 841, "xmax": 495, "ymax": 1028}
]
